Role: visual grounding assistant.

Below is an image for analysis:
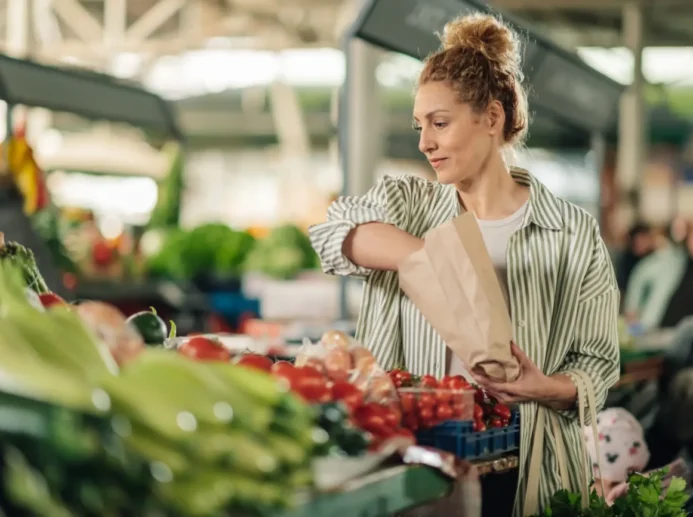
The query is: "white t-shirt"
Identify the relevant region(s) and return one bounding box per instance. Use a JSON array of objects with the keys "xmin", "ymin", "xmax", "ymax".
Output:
[{"xmin": 447, "ymin": 201, "xmax": 528, "ymax": 377}]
